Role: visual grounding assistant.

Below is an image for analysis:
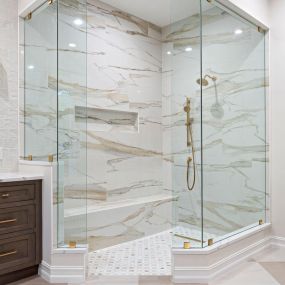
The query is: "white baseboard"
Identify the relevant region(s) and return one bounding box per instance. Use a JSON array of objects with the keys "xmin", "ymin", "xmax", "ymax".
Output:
[
  {"xmin": 271, "ymin": 235, "xmax": 285, "ymax": 247},
  {"xmin": 172, "ymin": 224, "xmax": 272, "ymax": 284},
  {"xmin": 39, "ymin": 247, "xmax": 88, "ymax": 284},
  {"xmin": 39, "ymin": 261, "xmax": 86, "ymax": 284},
  {"xmin": 173, "ymin": 237, "xmax": 271, "ymax": 283}
]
